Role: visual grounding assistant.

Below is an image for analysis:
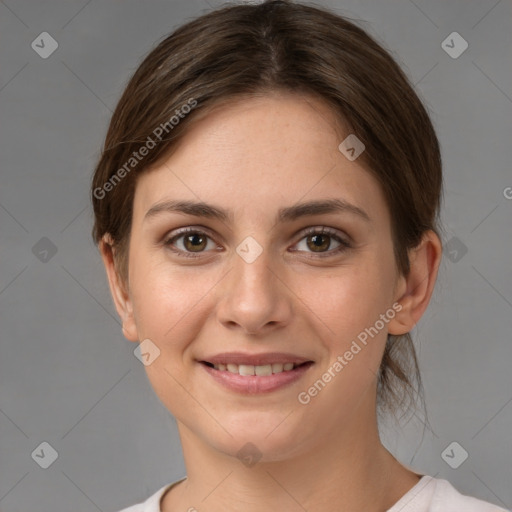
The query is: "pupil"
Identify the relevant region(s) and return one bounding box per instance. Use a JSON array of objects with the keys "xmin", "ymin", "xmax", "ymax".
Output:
[
  {"xmin": 186, "ymin": 233, "xmax": 205, "ymax": 251},
  {"xmin": 309, "ymin": 234, "xmax": 329, "ymax": 252}
]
